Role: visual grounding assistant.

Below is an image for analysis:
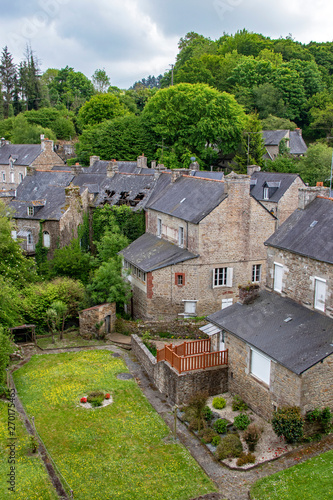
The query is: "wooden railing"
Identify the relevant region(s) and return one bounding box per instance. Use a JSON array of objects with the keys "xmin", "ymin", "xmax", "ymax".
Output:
[{"xmin": 156, "ymin": 339, "xmax": 228, "ymax": 374}]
